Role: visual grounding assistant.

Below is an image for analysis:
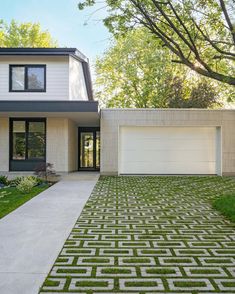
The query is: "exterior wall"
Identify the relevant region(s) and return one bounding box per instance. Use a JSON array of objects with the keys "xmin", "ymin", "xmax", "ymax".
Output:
[
  {"xmin": 68, "ymin": 119, "xmax": 78, "ymax": 171},
  {"xmin": 47, "ymin": 118, "xmax": 78, "ymax": 173},
  {"xmin": 69, "ymin": 56, "xmax": 88, "ymax": 100},
  {"xmin": 0, "ymin": 117, "xmax": 78, "ymax": 173},
  {"xmin": 100, "ymin": 109, "xmax": 235, "ymax": 176},
  {"xmin": 0, "ymin": 118, "xmax": 9, "ymax": 171},
  {"xmin": 0, "ymin": 56, "xmax": 69, "ymax": 101},
  {"xmin": 47, "ymin": 118, "xmax": 69, "ymax": 172}
]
